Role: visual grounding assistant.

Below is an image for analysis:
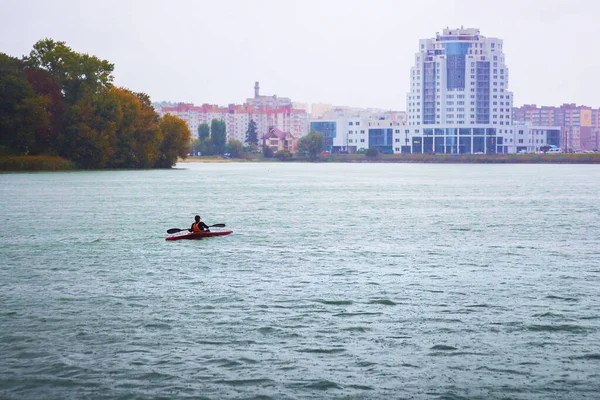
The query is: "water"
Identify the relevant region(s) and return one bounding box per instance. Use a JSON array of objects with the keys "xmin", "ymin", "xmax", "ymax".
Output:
[{"xmin": 1, "ymin": 163, "xmax": 599, "ymax": 399}]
